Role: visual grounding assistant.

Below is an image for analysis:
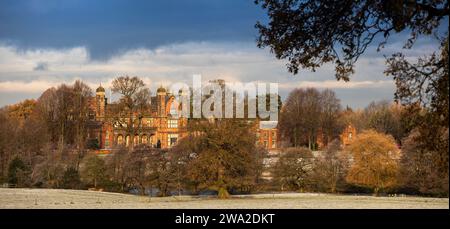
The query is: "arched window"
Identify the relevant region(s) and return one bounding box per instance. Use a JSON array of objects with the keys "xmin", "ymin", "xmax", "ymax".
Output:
[
  {"xmin": 125, "ymin": 135, "xmax": 130, "ymax": 147},
  {"xmin": 142, "ymin": 135, "xmax": 148, "ymax": 144},
  {"xmin": 134, "ymin": 135, "xmax": 139, "ymax": 146},
  {"xmin": 117, "ymin": 135, "xmax": 123, "ymax": 145},
  {"xmin": 149, "ymin": 135, "xmax": 154, "ymax": 146},
  {"xmin": 105, "ymin": 131, "xmax": 110, "ymax": 148}
]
